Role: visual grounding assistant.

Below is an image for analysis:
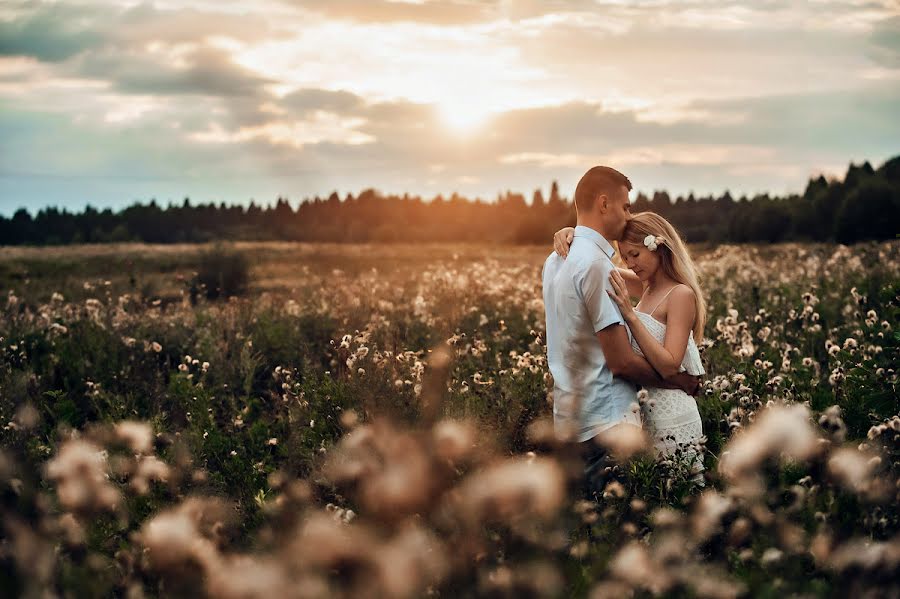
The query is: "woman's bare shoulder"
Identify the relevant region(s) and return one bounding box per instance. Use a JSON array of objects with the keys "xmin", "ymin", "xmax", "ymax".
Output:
[
  {"xmin": 667, "ymin": 284, "xmax": 697, "ymax": 316},
  {"xmin": 669, "ymin": 283, "xmax": 695, "ymax": 300}
]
